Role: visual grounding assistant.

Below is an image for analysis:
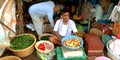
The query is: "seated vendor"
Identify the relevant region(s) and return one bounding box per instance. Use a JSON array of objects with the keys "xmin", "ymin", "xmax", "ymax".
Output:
[{"xmin": 49, "ymin": 10, "xmax": 78, "ymax": 45}]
